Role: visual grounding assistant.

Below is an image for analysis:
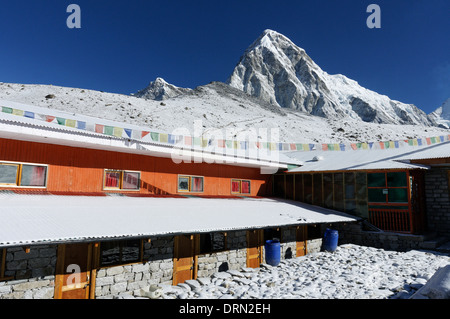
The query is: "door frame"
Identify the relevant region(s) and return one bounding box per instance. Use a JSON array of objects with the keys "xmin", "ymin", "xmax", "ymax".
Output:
[
  {"xmin": 172, "ymin": 234, "xmax": 199, "ymax": 285},
  {"xmin": 54, "ymin": 242, "xmax": 99, "ymax": 299},
  {"xmin": 296, "ymin": 225, "xmax": 308, "ymax": 257},
  {"xmin": 246, "ymin": 229, "xmax": 263, "ymax": 268}
]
